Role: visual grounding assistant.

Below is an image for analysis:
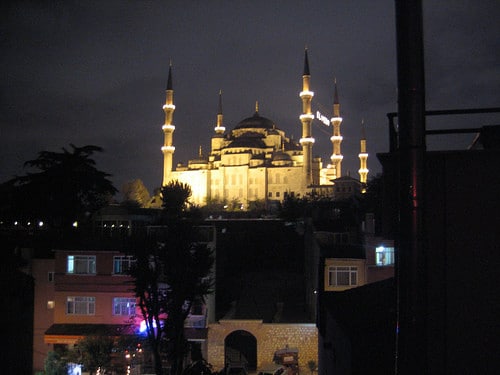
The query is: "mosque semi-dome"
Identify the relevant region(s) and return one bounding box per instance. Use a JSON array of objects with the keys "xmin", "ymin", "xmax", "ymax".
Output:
[
  {"xmin": 272, "ymin": 150, "xmax": 292, "ymax": 162},
  {"xmin": 227, "ymin": 135, "xmax": 267, "ymax": 149}
]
